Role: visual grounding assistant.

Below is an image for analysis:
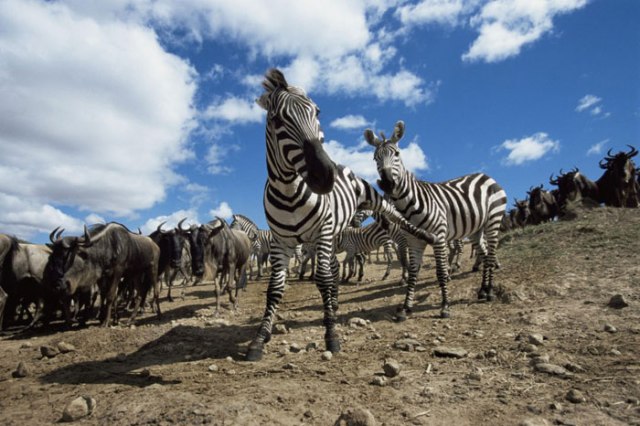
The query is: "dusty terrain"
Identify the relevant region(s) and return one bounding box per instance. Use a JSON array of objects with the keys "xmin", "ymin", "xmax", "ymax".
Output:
[{"xmin": 1, "ymin": 207, "xmax": 639, "ymax": 425}]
